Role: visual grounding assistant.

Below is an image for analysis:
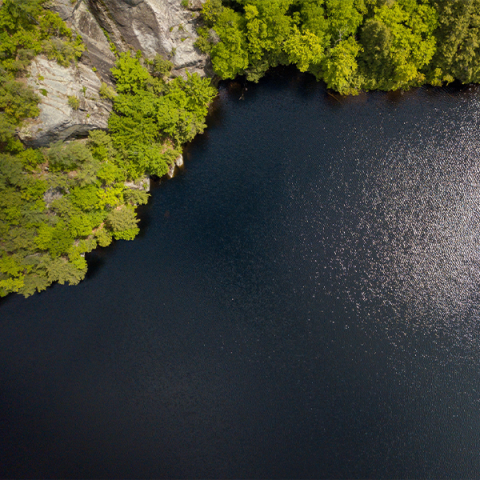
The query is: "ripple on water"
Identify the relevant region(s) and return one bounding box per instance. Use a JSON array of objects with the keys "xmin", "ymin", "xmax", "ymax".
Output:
[{"xmin": 313, "ymin": 92, "xmax": 480, "ymax": 361}]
